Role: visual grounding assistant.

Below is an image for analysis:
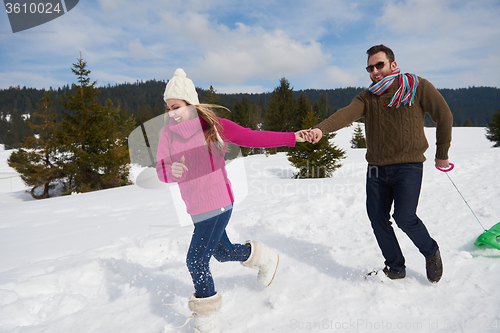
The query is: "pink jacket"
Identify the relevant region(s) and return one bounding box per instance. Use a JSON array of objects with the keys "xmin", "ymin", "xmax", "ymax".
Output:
[{"xmin": 156, "ymin": 117, "xmax": 295, "ymax": 215}]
